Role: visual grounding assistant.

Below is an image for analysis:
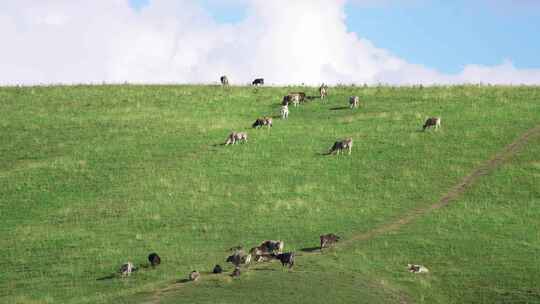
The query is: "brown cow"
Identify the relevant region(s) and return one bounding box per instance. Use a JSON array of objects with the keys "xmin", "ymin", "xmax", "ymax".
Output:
[
  {"xmin": 320, "ymin": 233, "xmax": 341, "ymax": 249},
  {"xmin": 249, "ymin": 240, "xmax": 284, "ymax": 262},
  {"xmin": 252, "ymin": 117, "xmax": 272, "ymax": 128},
  {"xmin": 231, "ymin": 266, "xmax": 241, "ymax": 277},
  {"xmin": 319, "ymin": 84, "xmax": 328, "ymax": 100},
  {"xmin": 189, "ymin": 270, "xmax": 200, "ymax": 281},
  {"xmin": 288, "ymin": 92, "xmax": 306, "ymax": 107}
]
